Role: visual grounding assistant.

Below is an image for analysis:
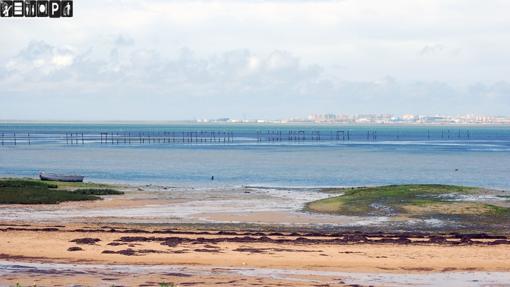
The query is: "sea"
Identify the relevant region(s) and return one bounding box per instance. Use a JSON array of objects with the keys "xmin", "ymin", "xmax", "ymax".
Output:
[{"xmin": 1, "ymin": 123, "xmax": 509, "ymax": 190}]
